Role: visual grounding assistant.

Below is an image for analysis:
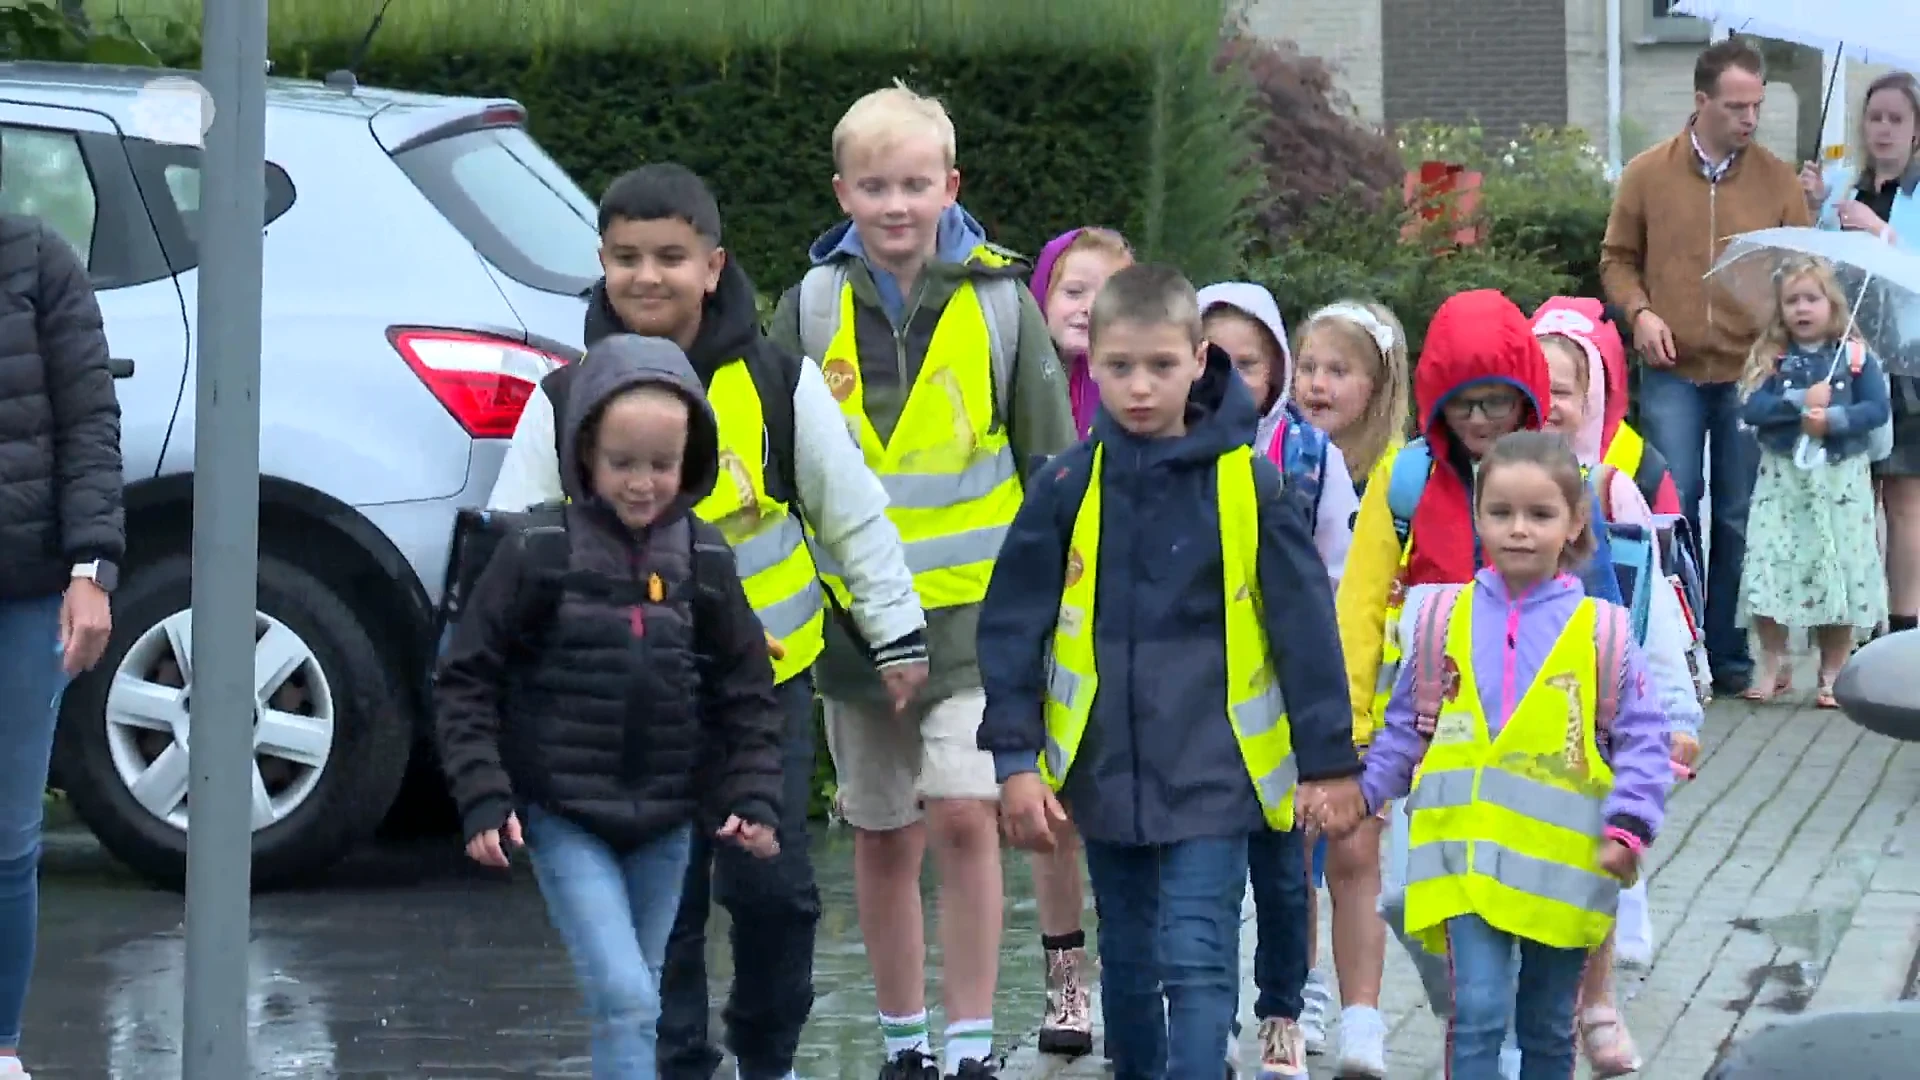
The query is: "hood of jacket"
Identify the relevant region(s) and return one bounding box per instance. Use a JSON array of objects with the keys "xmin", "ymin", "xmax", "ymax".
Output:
[
  {"xmin": 582, "ymin": 257, "xmax": 764, "ymax": 384},
  {"xmin": 1532, "ymin": 296, "xmax": 1629, "ymax": 461},
  {"xmin": 1406, "ymin": 290, "xmax": 1549, "ymax": 587},
  {"xmin": 558, "ymin": 334, "xmax": 720, "ymax": 524},
  {"xmin": 1032, "ymin": 228, "xmax": 1104, "ymax": 436},
  {"xmin": 1089, "ymin": 342, "xmax": 1258, "ymax": 468},
  {"xmin": 1197, "ymin": 281, "xmax": 1294, "ymax": 450},
  {"xmin": 807, "ymin": 203, "xmax": 989, "ymax": 269}
]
